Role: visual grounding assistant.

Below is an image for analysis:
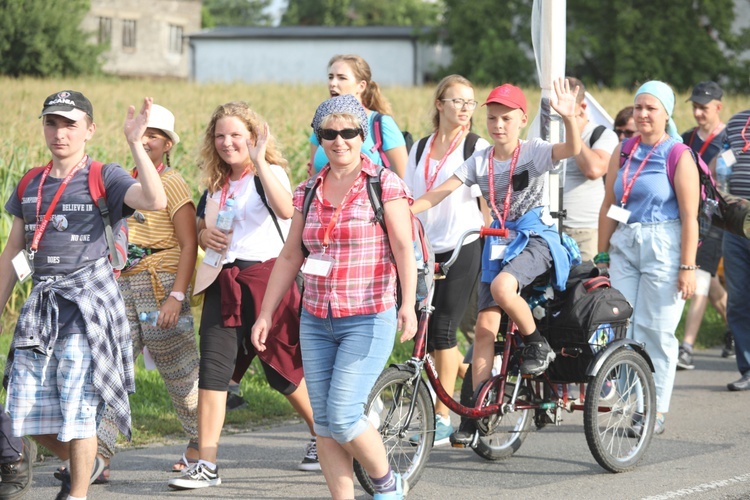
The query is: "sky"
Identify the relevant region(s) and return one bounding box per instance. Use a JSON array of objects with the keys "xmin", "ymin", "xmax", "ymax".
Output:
[{"xmin": 264, "ymin": 0, "xmax": 287, "ymax": 25}]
